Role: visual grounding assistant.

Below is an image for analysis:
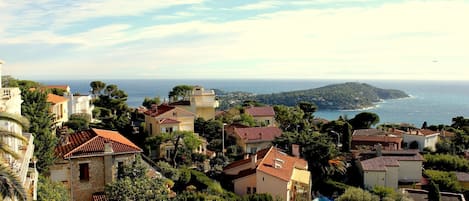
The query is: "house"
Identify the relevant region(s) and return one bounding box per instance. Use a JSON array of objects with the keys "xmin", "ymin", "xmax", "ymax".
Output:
[
  {"xmin": 50, "ymin": 128, "xmax": 142, "ymax": 201},
  {"xmin": 144, "ymin": 104, "xmax": 196, "ymax": 136},
  {"xmin": 402, "ymin": 188, "xmax": 466, "ymax": 201},
  {"xmin": 170, "ymin": 86, "xmax": 219, "ymax": 120},
  {"xmin": 229, "ymin": 127, "xmax": 282, "ymax": 154},
  {"xmin": 244, "ymin": 106, "xmax": 276, "ymax": 127},
  {"xmin": 352, "ymin": 129, "xmax": 402, "ymax": 150},
  {"xmin": 224, "ymin": 146, "xmax": 311, "ymax": 201},
  {"xmin": 401, "ymin": 129, "xmax": 440, "ymax": 151},
  {"xmin": 359, "ymin": 148, "xmax": 423, "ymax": 190},
  {"xmin": 47, "ymin": 93, "xmax": 69, "ymax": 127},
  {"xmin": 64, "ymin": 93, "xmax": 94, "ymax": 119},
  {"xmin": 0, "ymin": 60, "xmax": 38, "ymax": 200}
]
